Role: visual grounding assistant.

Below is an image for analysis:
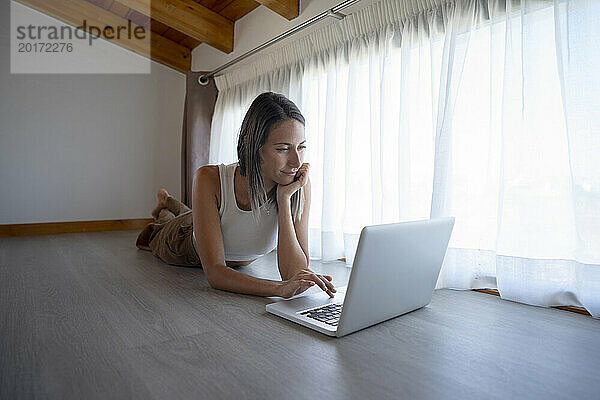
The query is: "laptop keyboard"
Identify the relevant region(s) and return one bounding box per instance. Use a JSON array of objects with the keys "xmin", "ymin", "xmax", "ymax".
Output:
[{"xmin": 299, "ymin": 303, "xmax": 343, "ymax": 326}]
